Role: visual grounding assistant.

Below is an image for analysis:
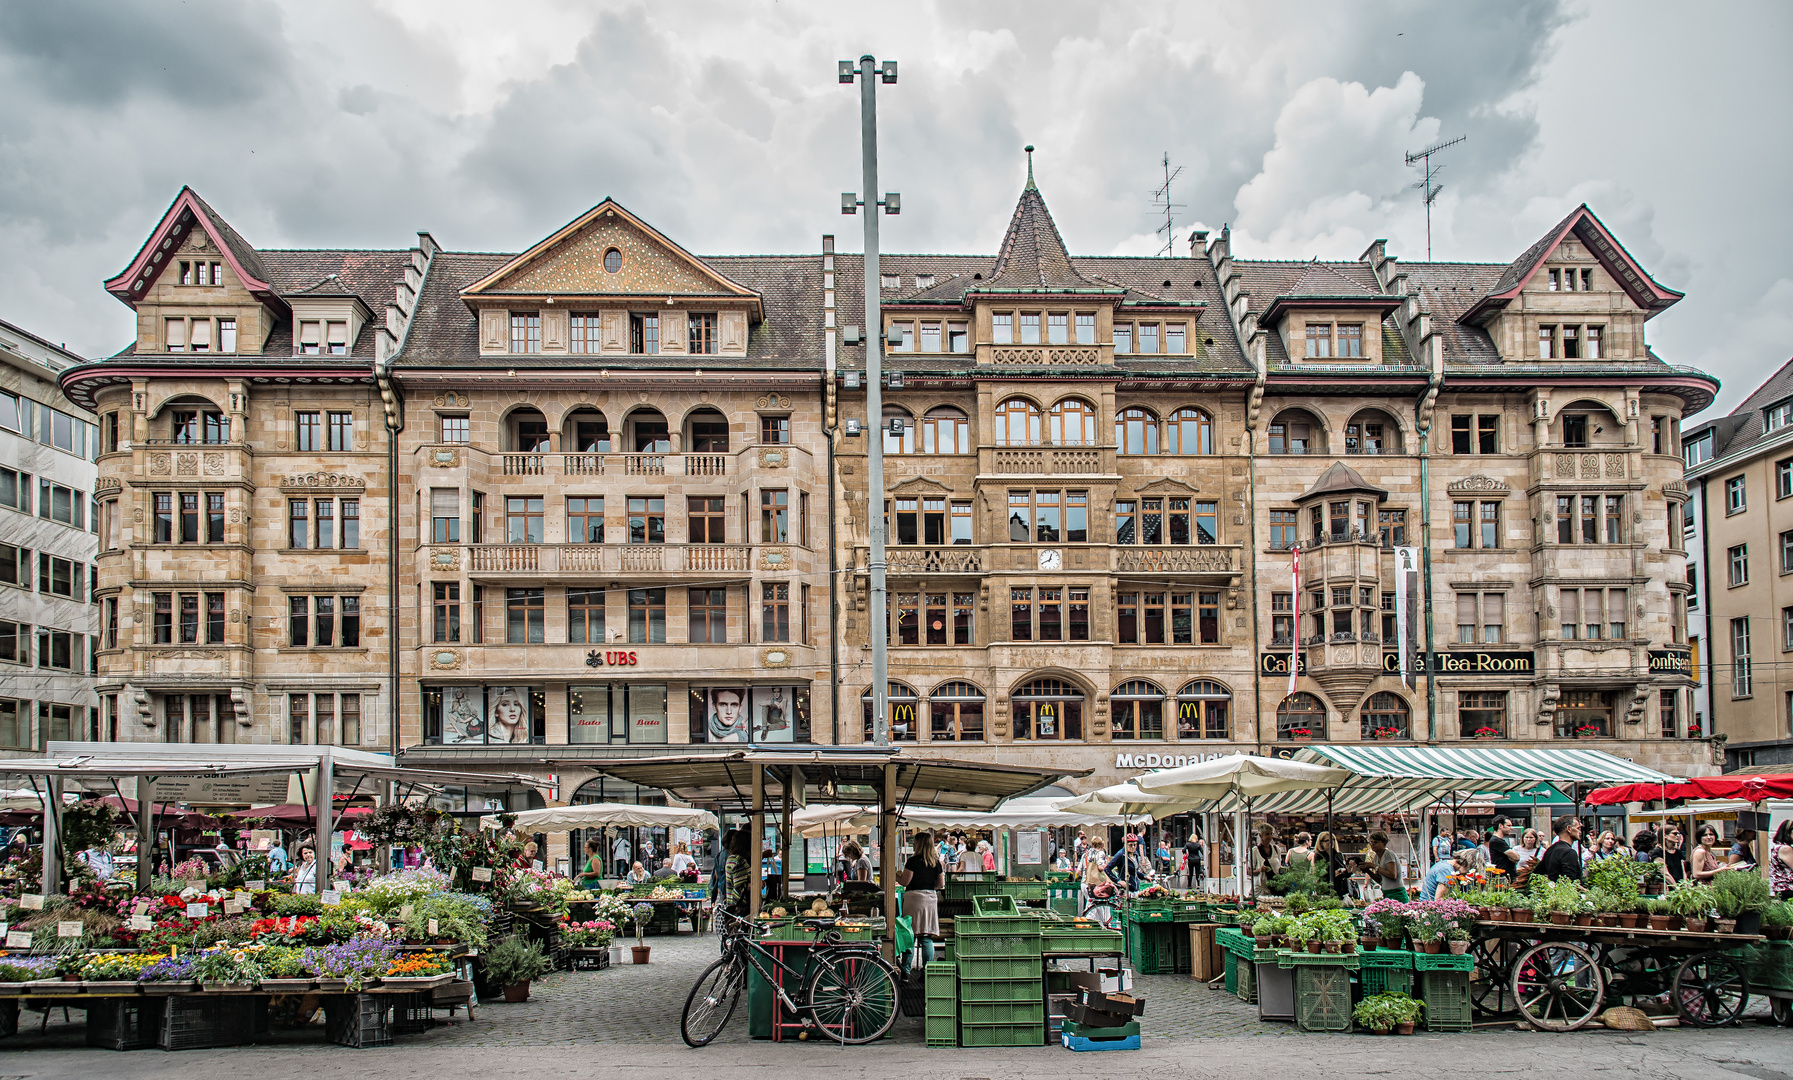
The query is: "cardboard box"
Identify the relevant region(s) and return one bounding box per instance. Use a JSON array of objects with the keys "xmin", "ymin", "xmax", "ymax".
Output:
[
  {"xmin": 1065, "ymin": 1001, "xmax": 1135, "ymax": 1028},
  {"xmin": 1189, "ymin": 923, "xmax": 1223, "ymax": 981},
  {"xmin": 1075, "ymin": 988, "xmax": 1145, "ymax": 1017}
]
